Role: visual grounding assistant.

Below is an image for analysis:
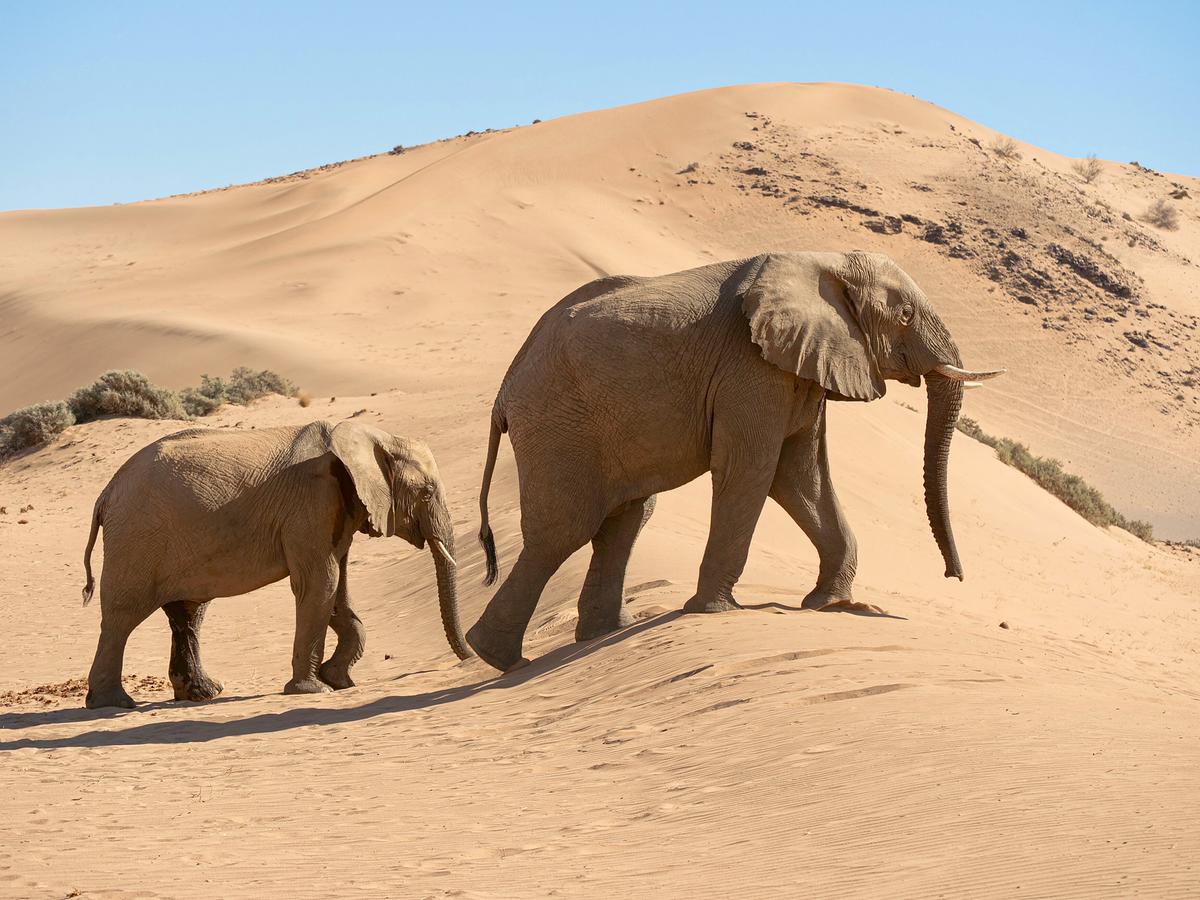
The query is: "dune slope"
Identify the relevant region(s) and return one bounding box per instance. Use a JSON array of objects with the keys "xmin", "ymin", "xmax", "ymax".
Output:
[{"xmin": 1, "ymin": 388, "xmax": 1197, "ymax": 898}]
